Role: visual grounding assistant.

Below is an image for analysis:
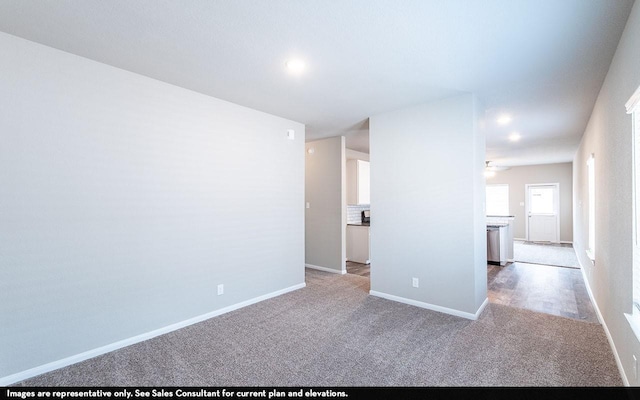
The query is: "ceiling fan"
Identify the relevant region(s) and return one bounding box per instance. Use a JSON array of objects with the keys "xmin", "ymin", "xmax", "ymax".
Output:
[
  {"xmin": 485, "ymin": 161, "xmax": 511, "ymax": 171},
  {"xmin": 484, "ymin": 161, "xmax": 510, "ymax": 177}
]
